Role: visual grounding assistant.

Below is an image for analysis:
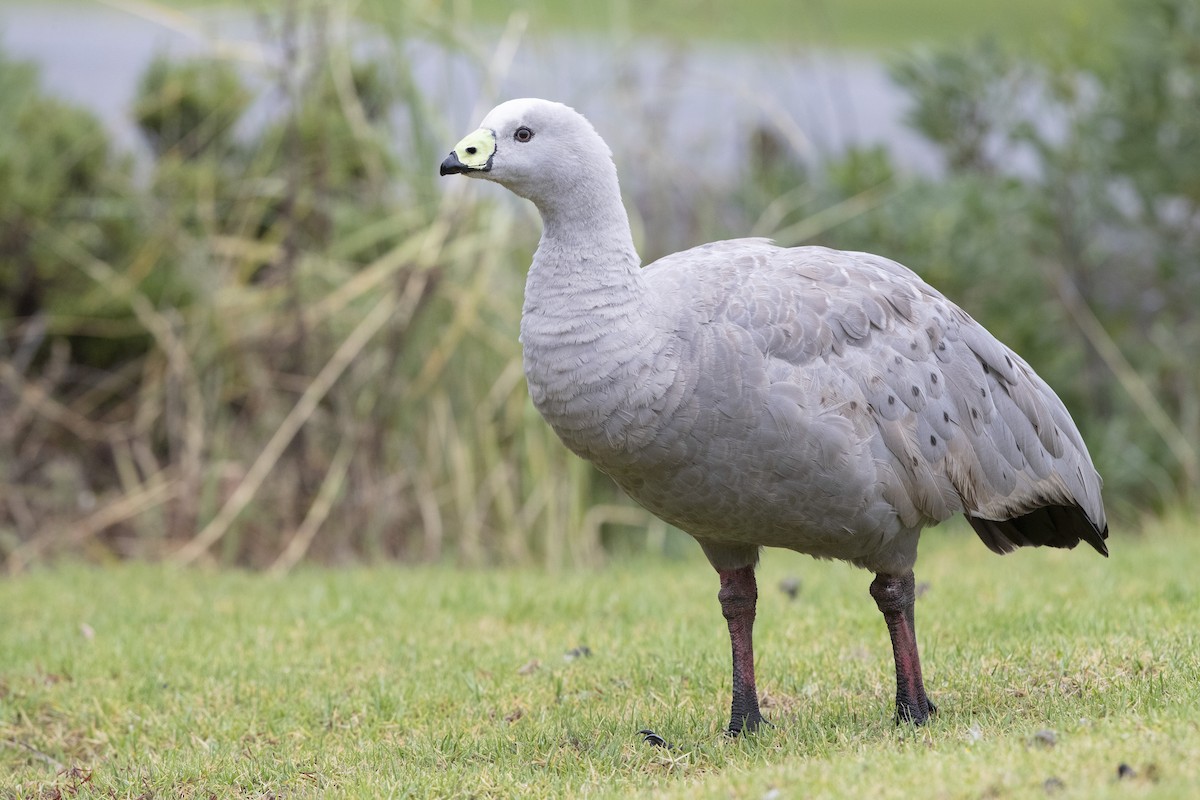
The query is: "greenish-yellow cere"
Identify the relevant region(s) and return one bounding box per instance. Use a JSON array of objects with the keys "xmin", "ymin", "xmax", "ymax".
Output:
[{"xmin": 452, "ymin": 128, "xmax": 496, "ymax": 170}]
